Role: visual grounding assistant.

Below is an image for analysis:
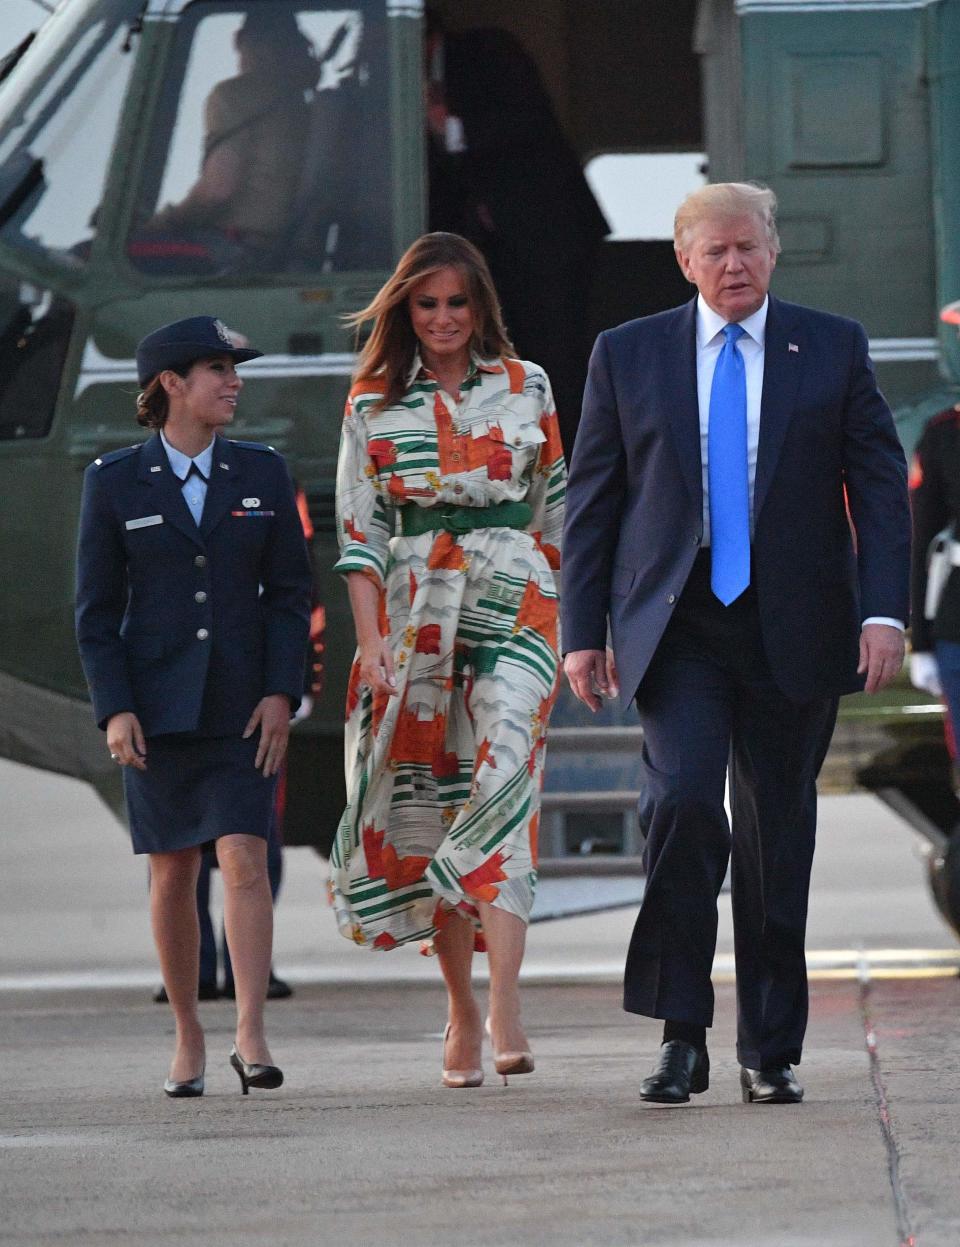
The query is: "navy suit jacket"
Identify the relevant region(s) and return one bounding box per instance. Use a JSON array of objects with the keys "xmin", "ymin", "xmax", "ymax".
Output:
[
  {"xmin": 561, "ymin": 294, "xmax": 911, "ymax": 704},
  {"xmin": 76, "ymin": 431, "xmax": 312, "ymax": 737}
]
